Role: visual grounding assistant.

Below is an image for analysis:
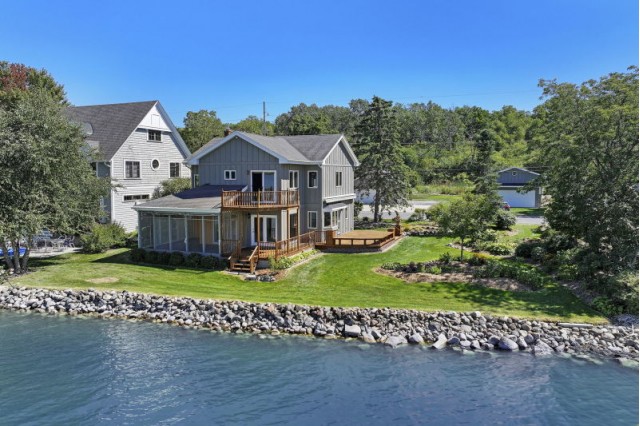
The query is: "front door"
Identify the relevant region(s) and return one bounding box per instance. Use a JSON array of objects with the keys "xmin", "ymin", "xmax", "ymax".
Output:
[{"xmin": 251, "ymin": 215, "xmax": 277, "ymax": 245}]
